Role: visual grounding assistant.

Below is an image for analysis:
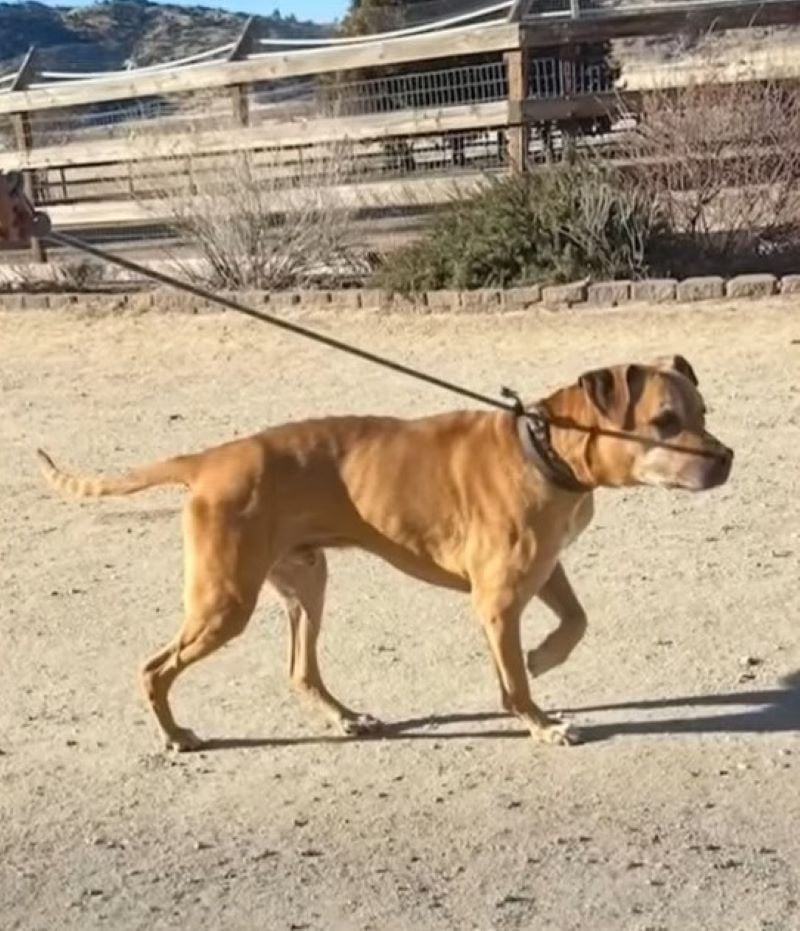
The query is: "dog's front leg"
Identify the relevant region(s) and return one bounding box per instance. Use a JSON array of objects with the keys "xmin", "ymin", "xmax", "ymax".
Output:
[
  {"xmin": 527, "ymin": 562, "xmax": 588, "ymax": 679},
  {"xmin": 472, "ymin": 583, "xmax": 580, "ymax": 747}
]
